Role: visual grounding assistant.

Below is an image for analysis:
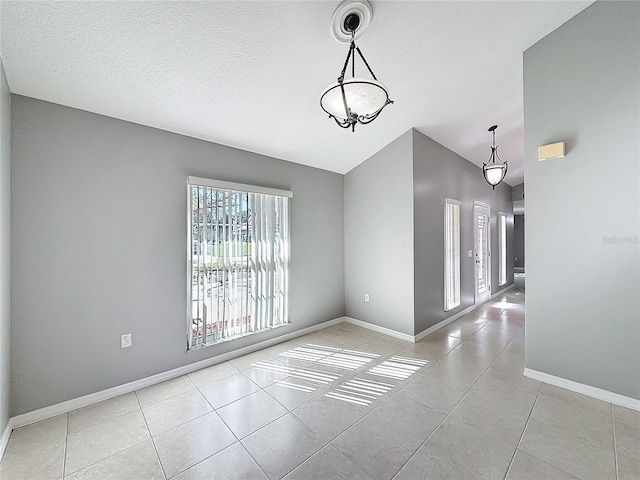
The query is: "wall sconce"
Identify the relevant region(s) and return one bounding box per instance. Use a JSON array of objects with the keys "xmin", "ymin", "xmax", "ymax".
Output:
[{"xmin": 539, "ymin": 142, "xmax": 565, "ymax": 161}]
